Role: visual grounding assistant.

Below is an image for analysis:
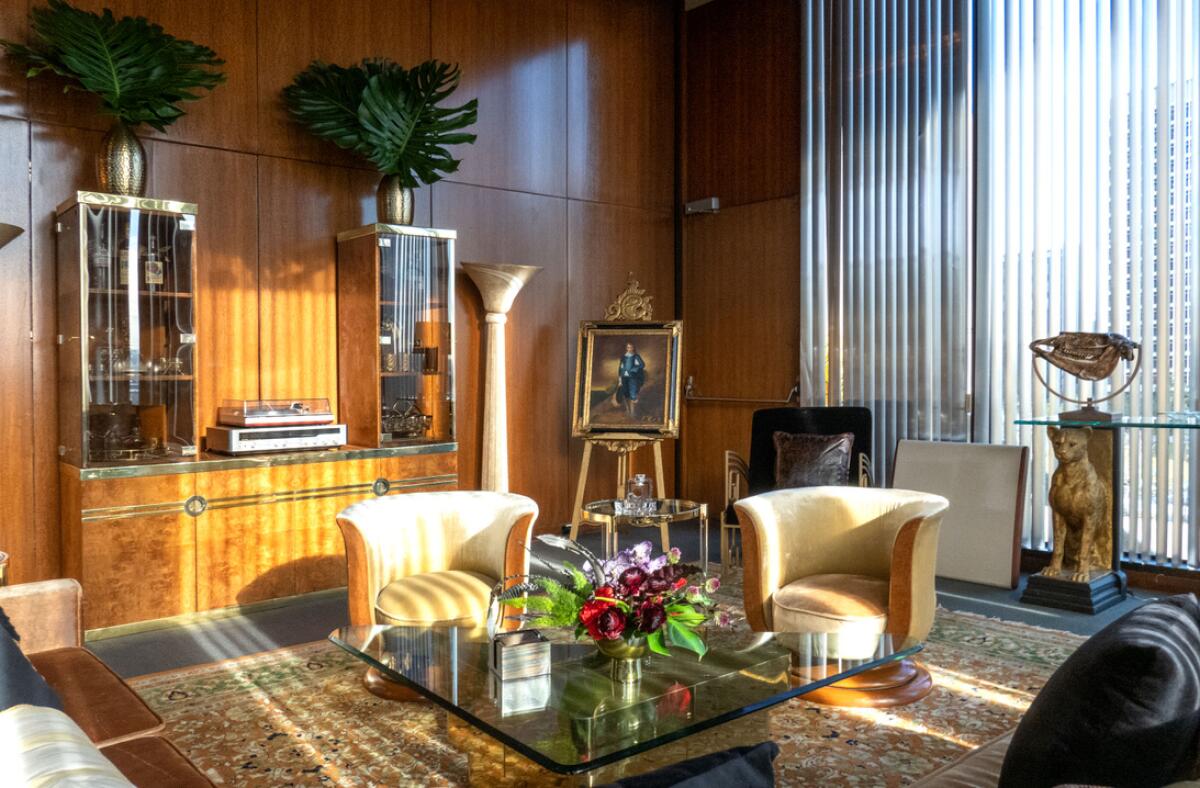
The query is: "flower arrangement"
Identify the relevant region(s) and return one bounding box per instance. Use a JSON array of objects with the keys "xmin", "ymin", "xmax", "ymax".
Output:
[{"xmin": 501, "ymin": 536, "xmax": 726, "ymax": 659}]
